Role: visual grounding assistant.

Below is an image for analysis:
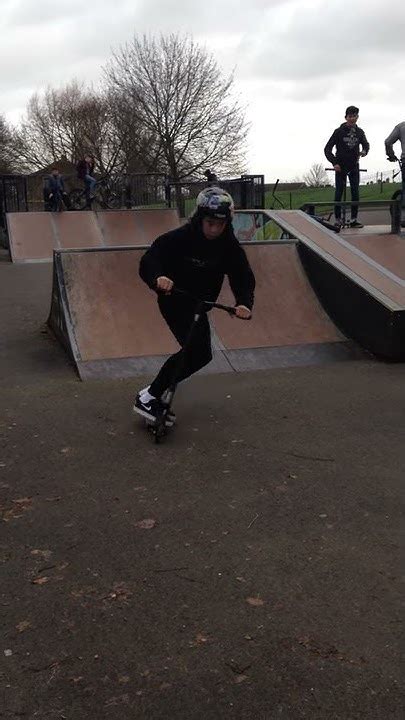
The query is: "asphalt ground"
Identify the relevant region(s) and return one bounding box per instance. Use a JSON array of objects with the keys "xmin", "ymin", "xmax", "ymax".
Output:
[{"xmin": 0, "ymin": 252, "xmax": 403, "ymax": 719}]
